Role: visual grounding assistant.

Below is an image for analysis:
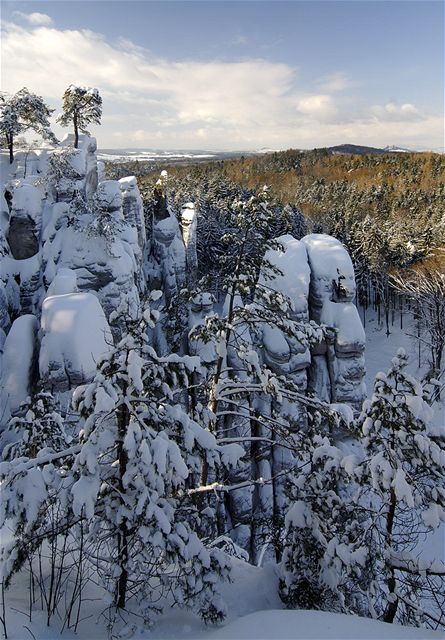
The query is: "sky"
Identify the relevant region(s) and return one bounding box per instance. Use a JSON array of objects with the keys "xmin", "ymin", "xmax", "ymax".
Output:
[{"xmin": 1, "ymin": 0, "xmax": 444, "ymax": 151}]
